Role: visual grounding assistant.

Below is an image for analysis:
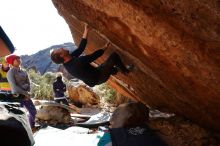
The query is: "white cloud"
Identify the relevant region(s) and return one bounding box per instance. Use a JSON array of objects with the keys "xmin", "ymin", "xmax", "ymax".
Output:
[{"xmin": 0, "ymin": 0, "xmax": 73, "ymax": 55}]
